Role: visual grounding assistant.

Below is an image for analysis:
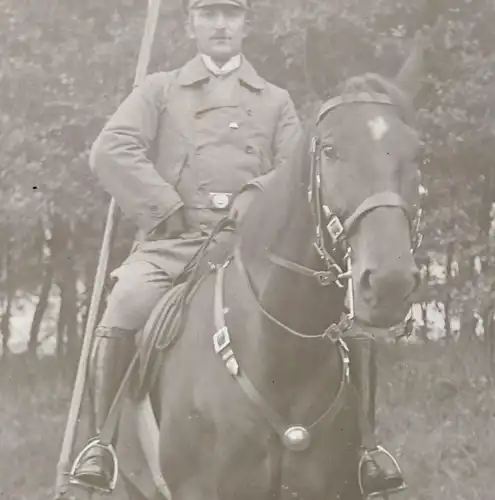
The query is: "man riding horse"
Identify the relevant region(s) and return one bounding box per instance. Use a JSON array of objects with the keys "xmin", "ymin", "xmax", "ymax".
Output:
[{"xmin": 71, "ymin": 0, "xmax": 404, "ymax": 497}]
